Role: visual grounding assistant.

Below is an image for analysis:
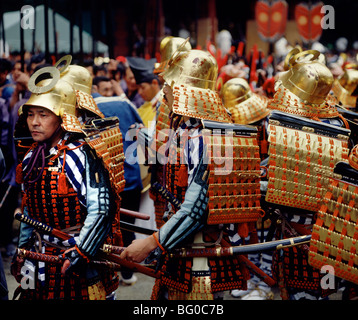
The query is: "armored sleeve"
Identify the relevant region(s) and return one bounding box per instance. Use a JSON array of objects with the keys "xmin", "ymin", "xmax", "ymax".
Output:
[
  {"xmin": 76, "ymin": 145, "xmax": 116, "ymax": 258},
  {"xmin": 158, "ymin": 148, "xmax": 209, "ymax": 252}
]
